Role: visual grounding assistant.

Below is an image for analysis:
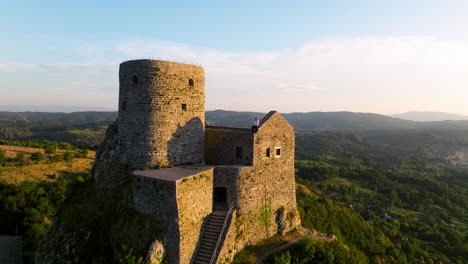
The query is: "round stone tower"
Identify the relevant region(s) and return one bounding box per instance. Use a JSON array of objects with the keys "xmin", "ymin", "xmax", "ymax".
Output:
[{"xmin": 118, "ymin": 59, "xmax": 205, "ymax": 169}]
